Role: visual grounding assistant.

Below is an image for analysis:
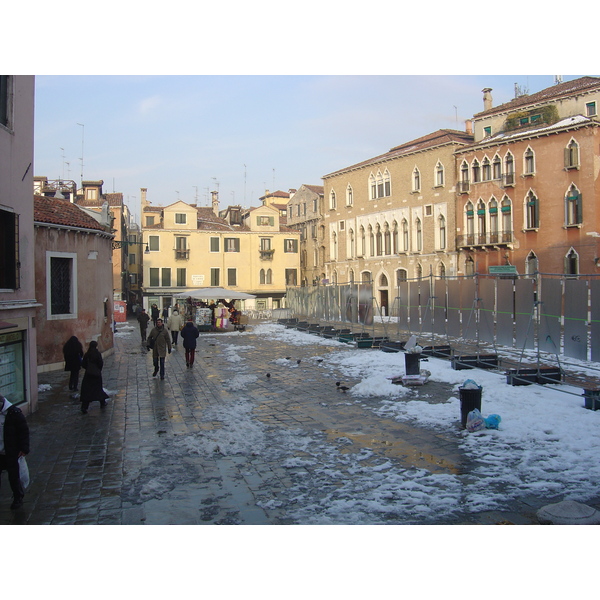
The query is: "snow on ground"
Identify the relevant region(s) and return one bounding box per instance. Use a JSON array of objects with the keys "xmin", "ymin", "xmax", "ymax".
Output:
[{"xmin": 233, "ymin": 323, "xmax": 600, "ymax": 520}]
